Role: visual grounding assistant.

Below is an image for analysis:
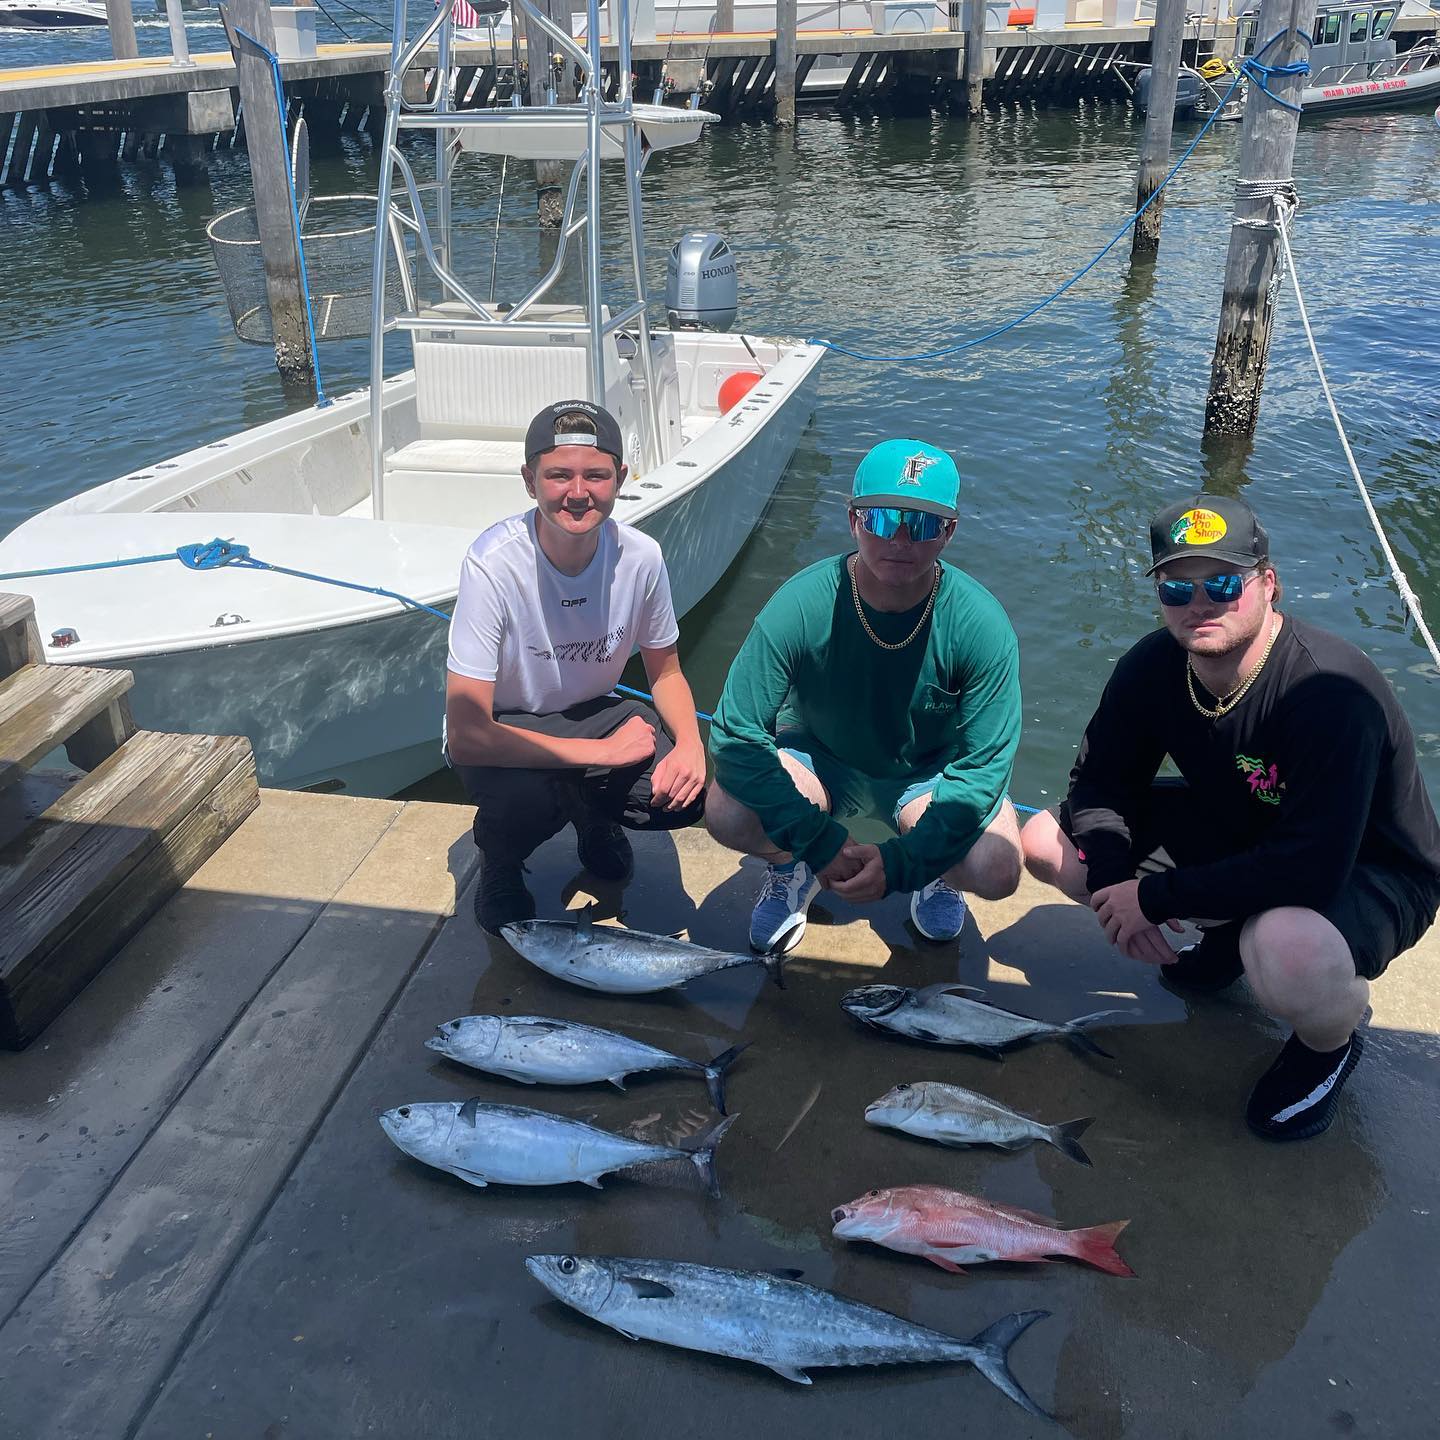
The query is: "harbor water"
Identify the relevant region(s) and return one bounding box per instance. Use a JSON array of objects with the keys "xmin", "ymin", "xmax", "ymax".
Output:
[{"xmin": 2, "ymin": 21, "xmax": 1438, "ymax": 806}]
